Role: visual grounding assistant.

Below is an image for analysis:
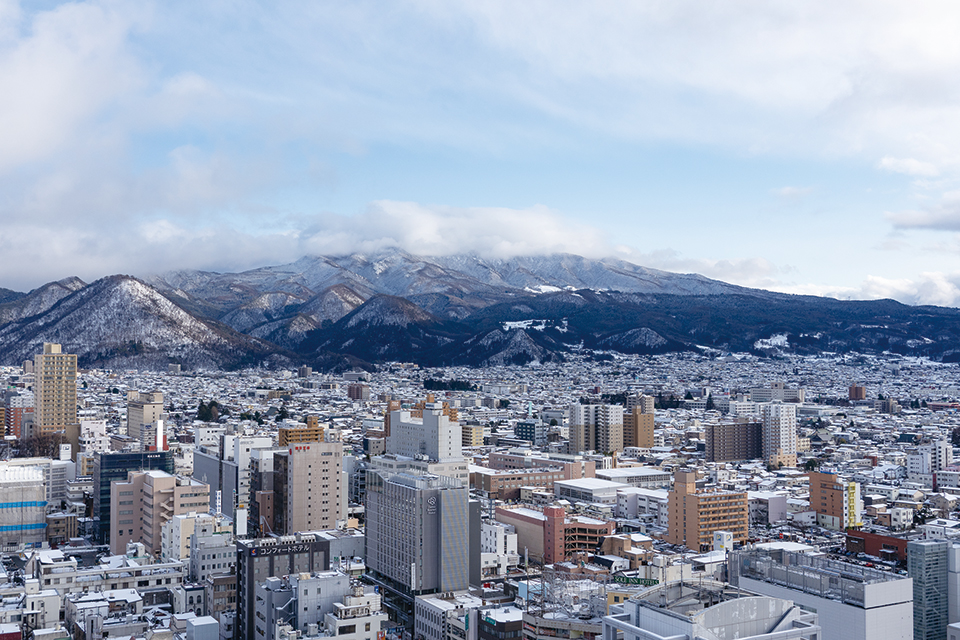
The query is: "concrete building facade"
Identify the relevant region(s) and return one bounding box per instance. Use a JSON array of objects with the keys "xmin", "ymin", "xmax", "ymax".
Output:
[
  {"xmin": 705, "ymin": 421, "xmax": 763, "ymax": 462},
  {"xmin": 273, "ymin": 440, "xmax": 346, "ymax": 534},
  {"xmin": 365, "ymin": 470, "xmax": 468, "ymax": 631},
  {"xmin": 568, "ymin": 404, "xmax": 624, "ymax": 454},
  {"xmin": 809, "ymin": 470, "xmax": 863, "ymax": 530},
  {"xmin": 667, "ymin": 470, "xmax": 748, "ymax": 551},
  {"xmin": 761, "ymin": 402, "xmax": 797, "ymax": 468},
  {"xmin": 126, "ymin": 390, "xmax": 164, "ymax": 444},
  {"xmin": 109, "ymin": 470, "xmax": 210, "ymax": 556},
  {"xmin": 33, "ymin": 343, "xmax": 77, "ymax": 436},
  {"xmin": 731, "ymin": 547, "xmax": 912, "ymax": 640}
]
